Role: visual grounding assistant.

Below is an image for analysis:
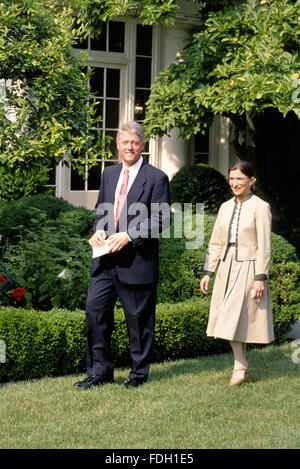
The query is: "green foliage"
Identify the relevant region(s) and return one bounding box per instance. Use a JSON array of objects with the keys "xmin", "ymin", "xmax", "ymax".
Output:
[
  {"xmin": 144, "ymin": 0, "xmax": 300, "ymax": 139},
  {"xmin": 270, "ymin": 232, "xmax": 298, "ymax": 265},
  {"xmin": 4, "ymin": 225, "xmax": 92, "ymax": 310},
  {"xmin": 0, "ymin": 194, "xmax": 78, "ymax": 243},
  {"xmin": 1, "ymin": 289, "xmax": 299, "ymax": 382},
  {"xmin": 269, "ymin": 262, "xmax": 300, "ymax": 343},
  {"xmin": 0, "ymin": 195, "xmax": 94, "ymax": 310},
  {"xmin": 0, "ymin": 299, "xmax": 228, "ymax": 382},
  {"xmin": 0, "ymin": 308, "xmax": 86, "ymax": 382},
  {"xmin": 169, "ymin": 163, "xmax": 232, "ymax": 213},
  {"xmin": 69, "ymin": 0, "xmax": 179, "ymax": 39},
  {"xmin": 0, "ymin": 0, "xmax": 106, "ymax": 200},
  {"xmin": 158, "ymin": 214, "xmax": 216, "ymax": 303},
  {"xmin": 152, "ymin": 298, "xmax": 230, "ymax": 363},
  {"xmin": 0, "ymin": 263, "xmax": 21, "ymax": 307}
]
